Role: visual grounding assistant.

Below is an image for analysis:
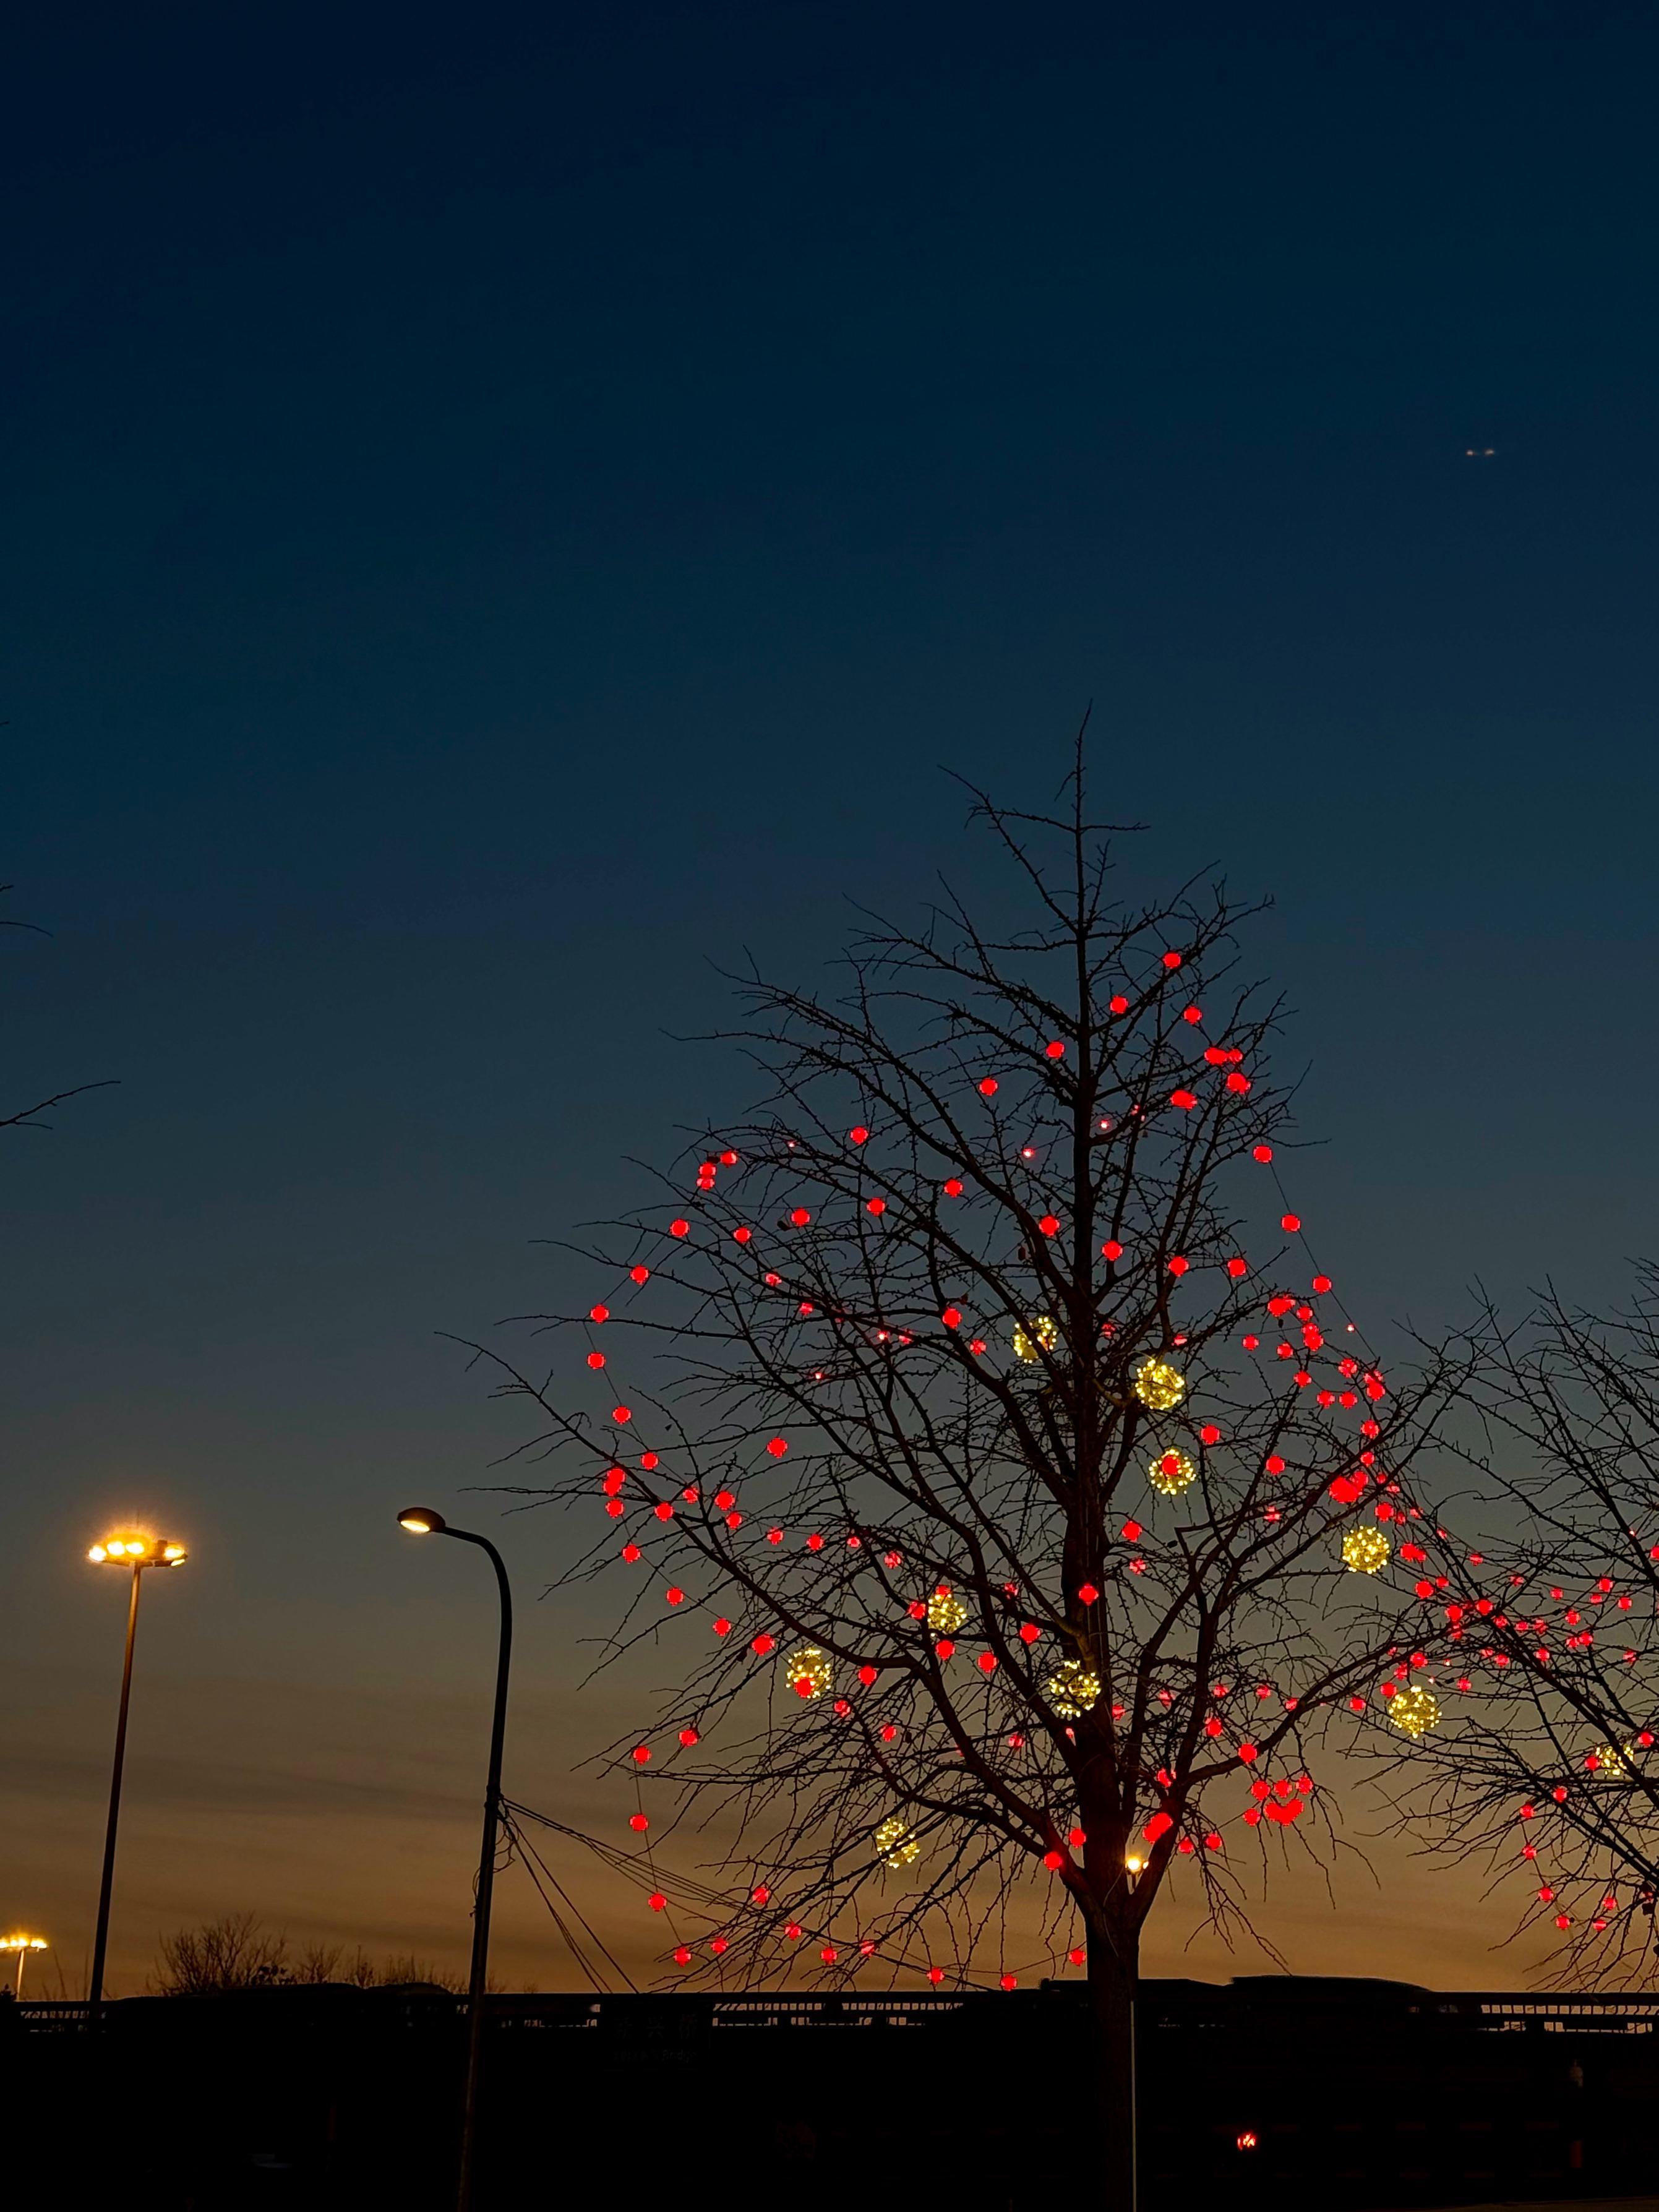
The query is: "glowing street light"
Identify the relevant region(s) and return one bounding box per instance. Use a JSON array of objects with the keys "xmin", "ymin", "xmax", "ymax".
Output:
[
  {"xmin": 87, "ymin": 1536, "xmax": 186, "ymax": 1567},
  {"xmin": 397, "ymin": 1507, "xmax": 513, "ymax": 2212},
  {"xmin": 87, "ymin": 1530, "xmax": 187, "ymax": 2013},
  {"xmin": 1, "ymin": 1934, "xmax": 48, "ymax": 1998}
]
